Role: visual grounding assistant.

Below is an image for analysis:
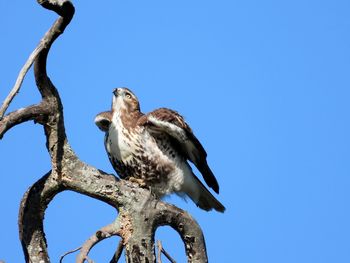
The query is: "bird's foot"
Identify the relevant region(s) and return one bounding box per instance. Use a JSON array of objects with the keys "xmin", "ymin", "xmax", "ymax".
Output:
[{"xmin": 128, "ymin": 177, "xmax": 147, "ymax": 188}]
